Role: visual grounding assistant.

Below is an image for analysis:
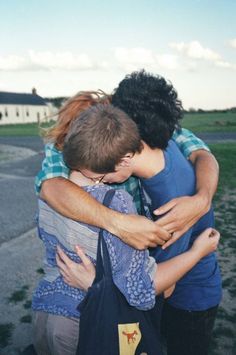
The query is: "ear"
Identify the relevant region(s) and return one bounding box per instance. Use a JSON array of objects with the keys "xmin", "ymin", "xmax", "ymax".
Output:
[{"xmin": 118, "ymin": 153, "xmax": 133, "ymax": 167}]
